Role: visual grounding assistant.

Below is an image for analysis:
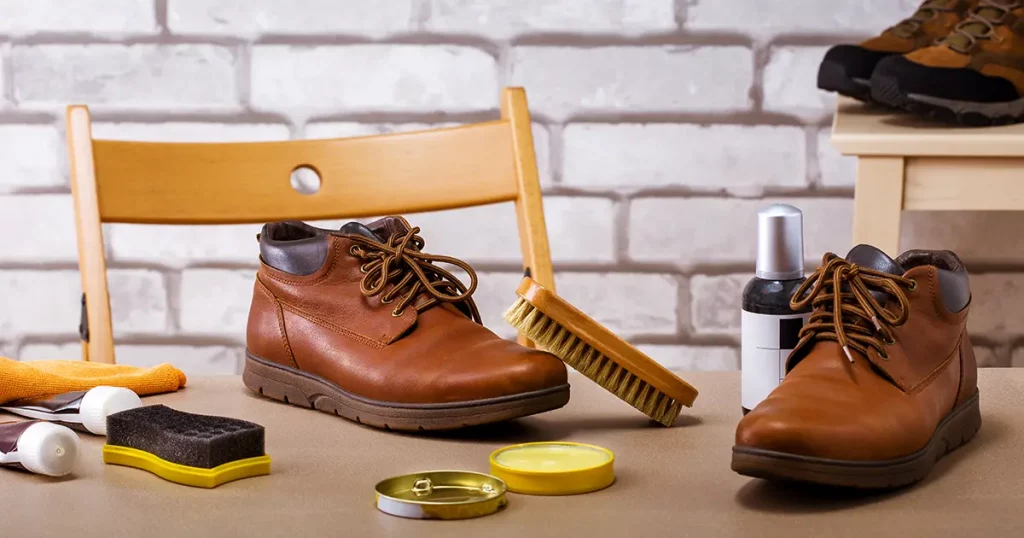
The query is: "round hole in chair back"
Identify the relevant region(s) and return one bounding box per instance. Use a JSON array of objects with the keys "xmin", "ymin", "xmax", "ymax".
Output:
[{"xmin": 290, "ymin": 165, "xmax": 321, "ymax": 195}]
